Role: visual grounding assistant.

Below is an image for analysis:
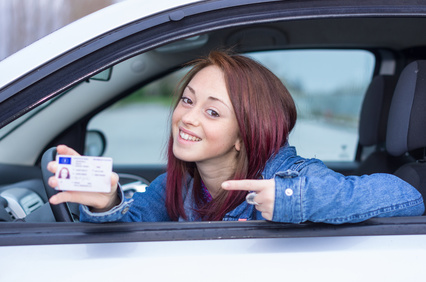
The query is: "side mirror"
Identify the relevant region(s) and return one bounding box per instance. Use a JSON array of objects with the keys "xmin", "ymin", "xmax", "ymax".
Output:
[{"xmin": 84, "ymin": 130, "xmax": 107, "ymax": 156}]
